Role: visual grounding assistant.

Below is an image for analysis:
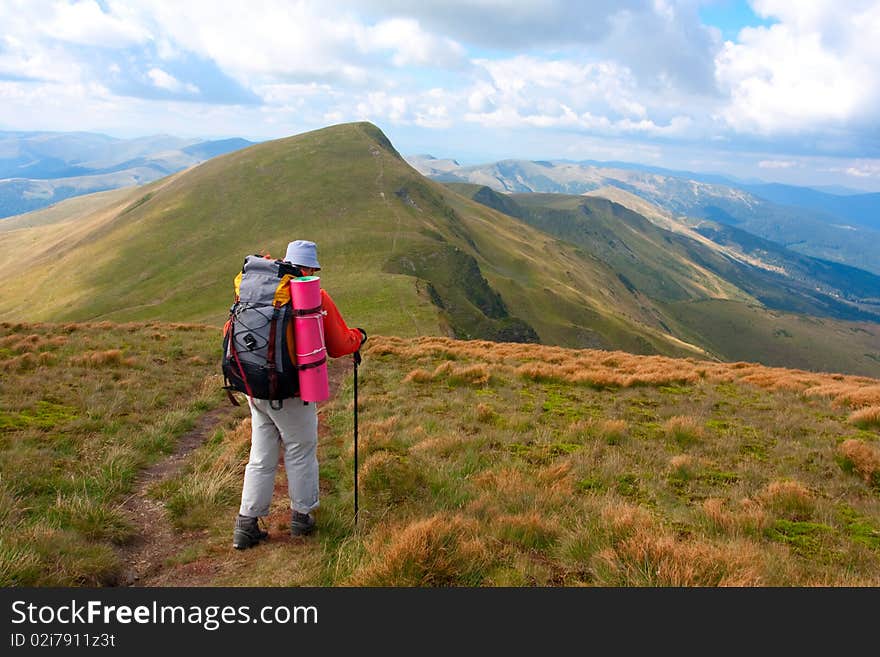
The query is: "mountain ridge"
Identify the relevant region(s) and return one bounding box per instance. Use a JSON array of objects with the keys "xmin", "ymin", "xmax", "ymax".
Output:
[
  {"xmin": 4, "ymin": 122, "xmax": 880, "ymax": 376},
  {"xmin": 408, "ymin": 155, "xmax": 880, "ymax": 276}
]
